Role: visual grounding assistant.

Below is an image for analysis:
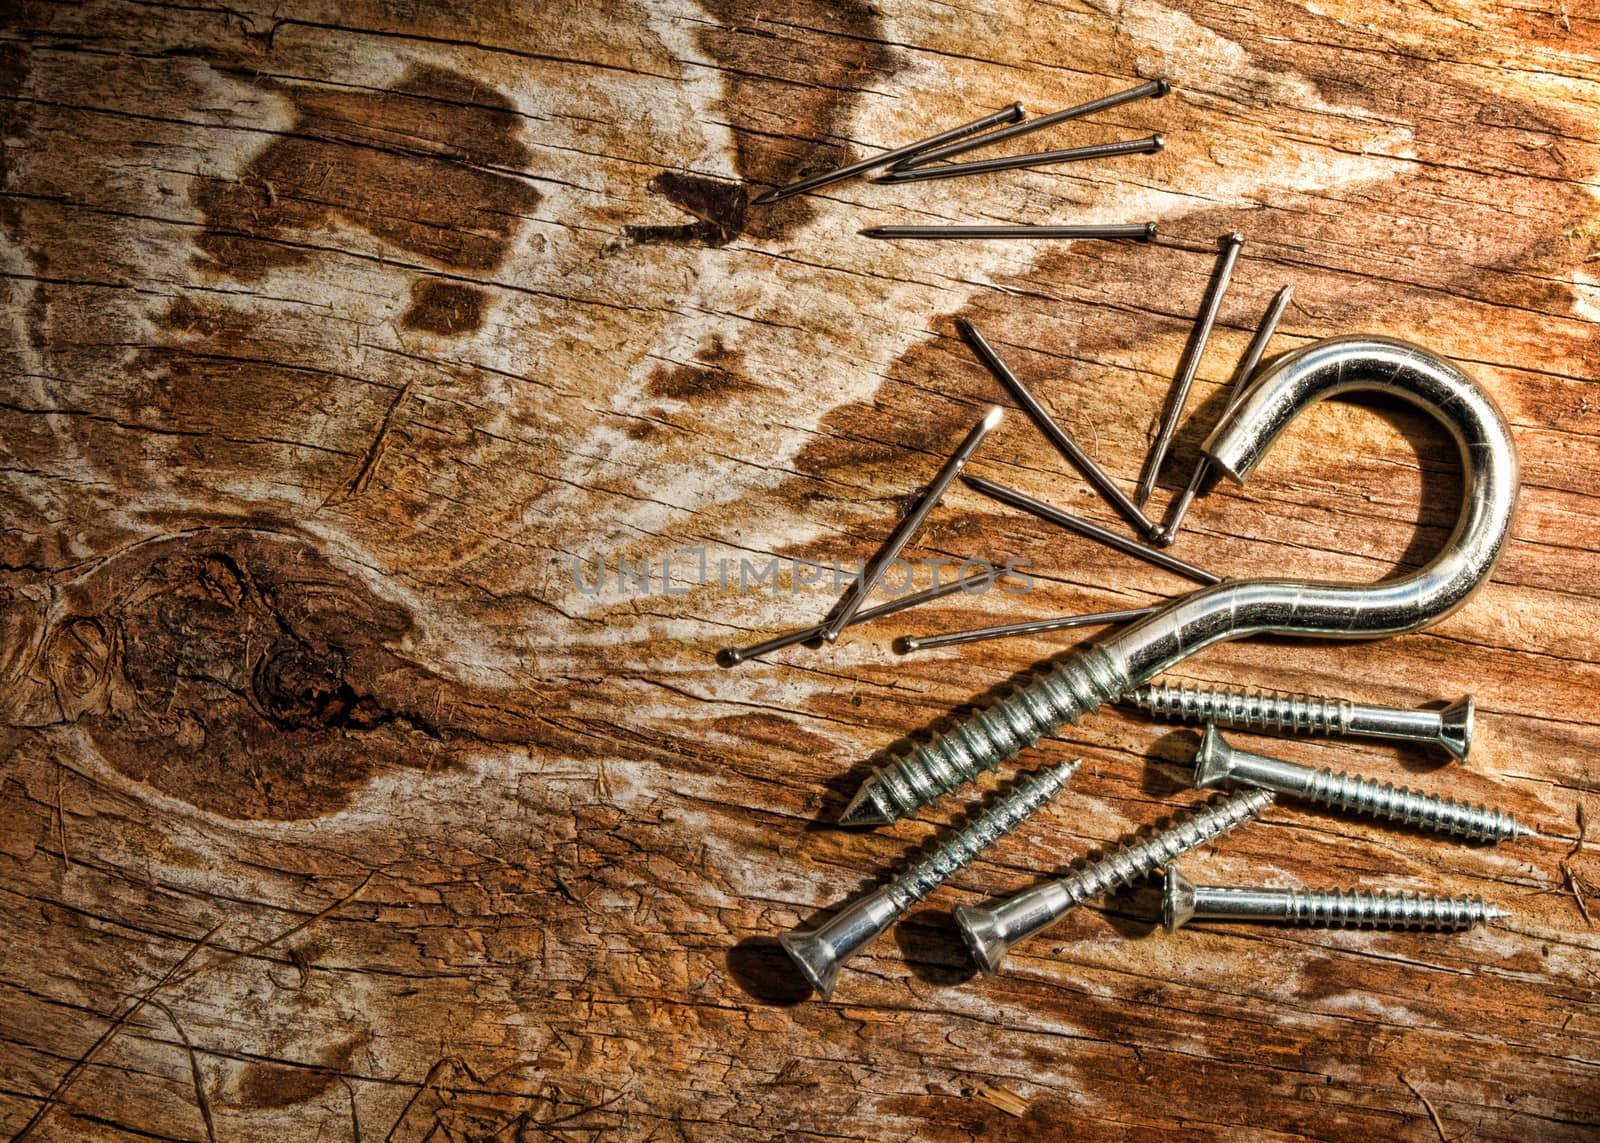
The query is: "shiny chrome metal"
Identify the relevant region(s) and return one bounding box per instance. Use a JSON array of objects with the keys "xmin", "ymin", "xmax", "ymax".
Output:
[
  {"xmin": 954, "ymin": 789, "xmax": 1271, "ymax": 975},
  {"xmin": 962, "ymin": 476, "xmax": 1219, "ymax": 585},
  {"xmin": 780, "ymin": 760, "xmax": 1077, "ymax": 998},
  {"xmin": 890, "ymin": 78, "xmax": 1170, "ymax": 169},
  {"xmin": 1136, "ymin": 233, "xmax": 1246, "ymax": 507},
  {"xmin": 958, "ymin": 319, "xmax": 1158, "ymax": 535},
  {"xmin": 897, "ymin": 605, "xmax": 1157, "ymax": 653},
  {"xmin": 862, "ymin": 223, "xmax": 1156, "ymax": 241},
  {"xmin": 1131, "ymin": 682, "xmax": 1473, "ymax": 759},
  {"xmin": 819, "ymin": 407, "xmax": 1002, "ymax": 643},
  {"xmin": 840, "ymin": 335, "xmax": 1519, "ymax": 825},
  {"xmin": 1193, "ymin": 726, "xmax": 1526, "ymax": 842},
  {"xmin": 874, "ymin": 134, "xmax": 1163, "ymax": 184},
  {"xmin": 1155, "ymin": 284, "xmax": 1293, "ymax": 545},
  {"xmin": 1161, "ymin": 865, "xmax": 1508, "ymax": 931},
  {"xmin": 750, "ymin": 102, "xmax": 1025, "ymax": 205},
  {"xmin": 718, "ymin": 568, "xmax": 995, "ymax": 667}
]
